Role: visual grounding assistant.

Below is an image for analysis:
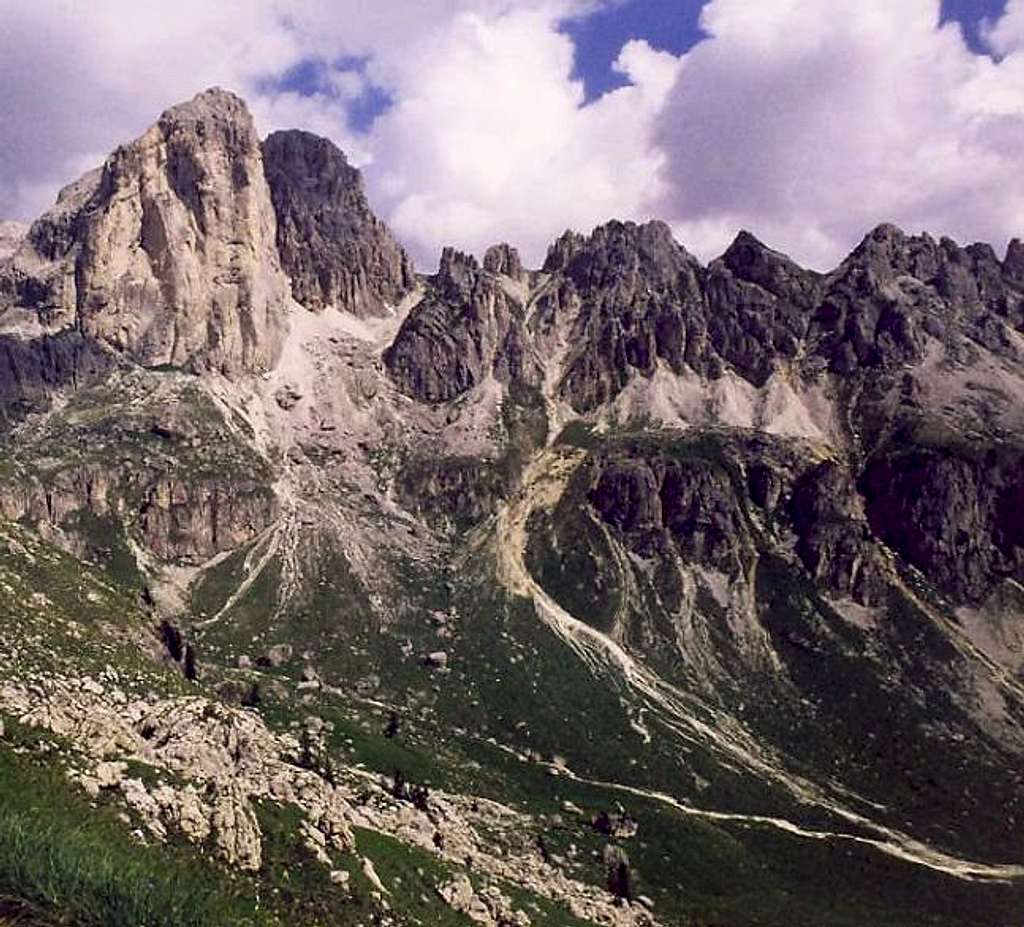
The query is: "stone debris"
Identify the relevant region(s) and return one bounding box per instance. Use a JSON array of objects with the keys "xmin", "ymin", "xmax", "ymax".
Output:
[
  {"xmin": 0, "ymin": 625, "xmax": 662, "ymax": 924},
  {"xmin": 438, "ymin": 874, "xmax": 531, "ymax": 926},
  {"xmin": 301, "ymin": 820, "xmax": 333, "ymax": 866},
  {"xmin": 264, "ymin": 643, "xmax": 294, "ymax": 667},
  {"xmin": 361, "ymin": 856, "xmax": 389, "ymax": 895},
  {"xmin": 94, "ymin": 760, "xmax": 127, "ymax": 789},
  {"xmin": 0, "ymin": 678, "xmax": 354, "ymax": 873},
  {"xmin": 275, "ymin": 383, "xmax": 304, "ymax": 410}
]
